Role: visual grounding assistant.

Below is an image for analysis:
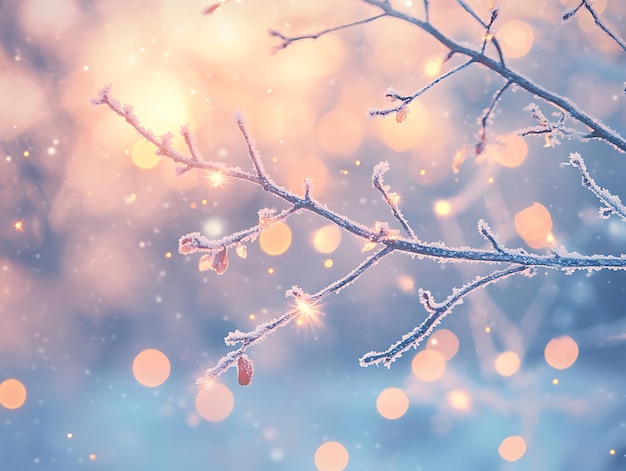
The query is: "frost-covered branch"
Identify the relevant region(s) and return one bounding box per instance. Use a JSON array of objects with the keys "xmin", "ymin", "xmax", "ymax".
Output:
[
  {"xmin": 568, "ymin": 152, "xmax": 626, "ymax": 221},
  {"xmin": 271, "ymin": 0, "xmax": 626, "ymax": 153},
  {"xmin": 93, "ymin": 86, "xmax": 626, "ymax": 386},
  {"xmin": 563, "ymin": 0, "xmax": 626, "ymax": 53},
  {"xmin": 360, "ymin": 265, "xmax": 532, "ymax": 367}
]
